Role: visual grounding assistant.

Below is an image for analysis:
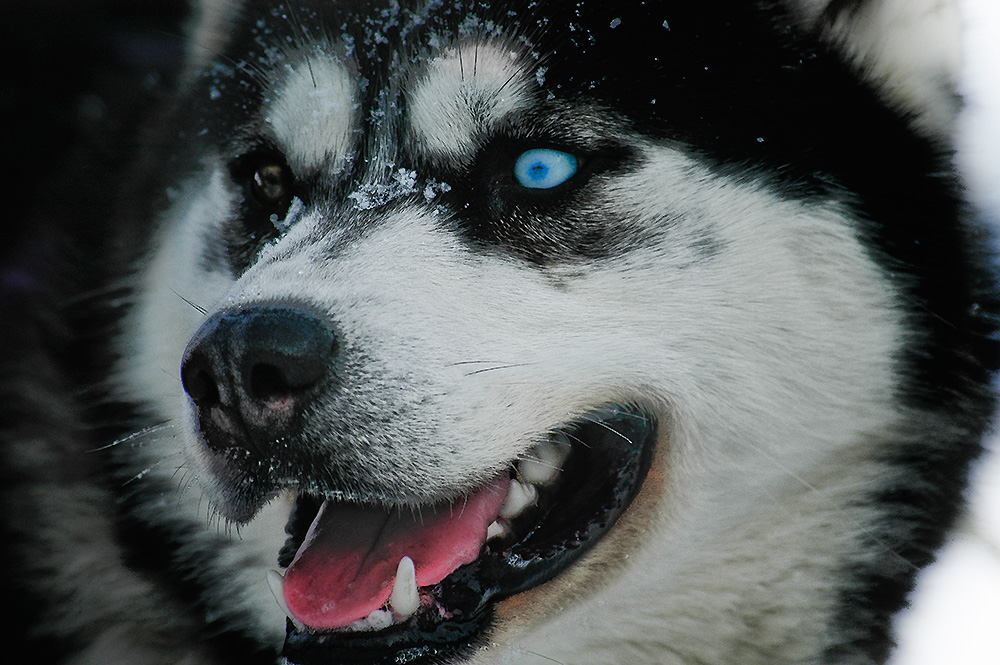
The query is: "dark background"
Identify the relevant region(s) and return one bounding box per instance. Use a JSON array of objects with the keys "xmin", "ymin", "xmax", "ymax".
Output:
[{"xmin": 0, "ymin": 1, "xmax": 188, "ymax": 276}]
